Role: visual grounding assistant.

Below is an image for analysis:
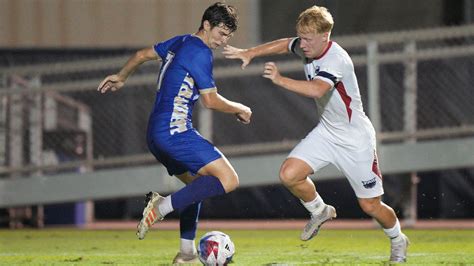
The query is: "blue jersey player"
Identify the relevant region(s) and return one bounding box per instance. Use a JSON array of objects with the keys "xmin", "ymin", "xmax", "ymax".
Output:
[{"xmin": 98, "ymin": 3, "xmax": 251, "ymax": 264}]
